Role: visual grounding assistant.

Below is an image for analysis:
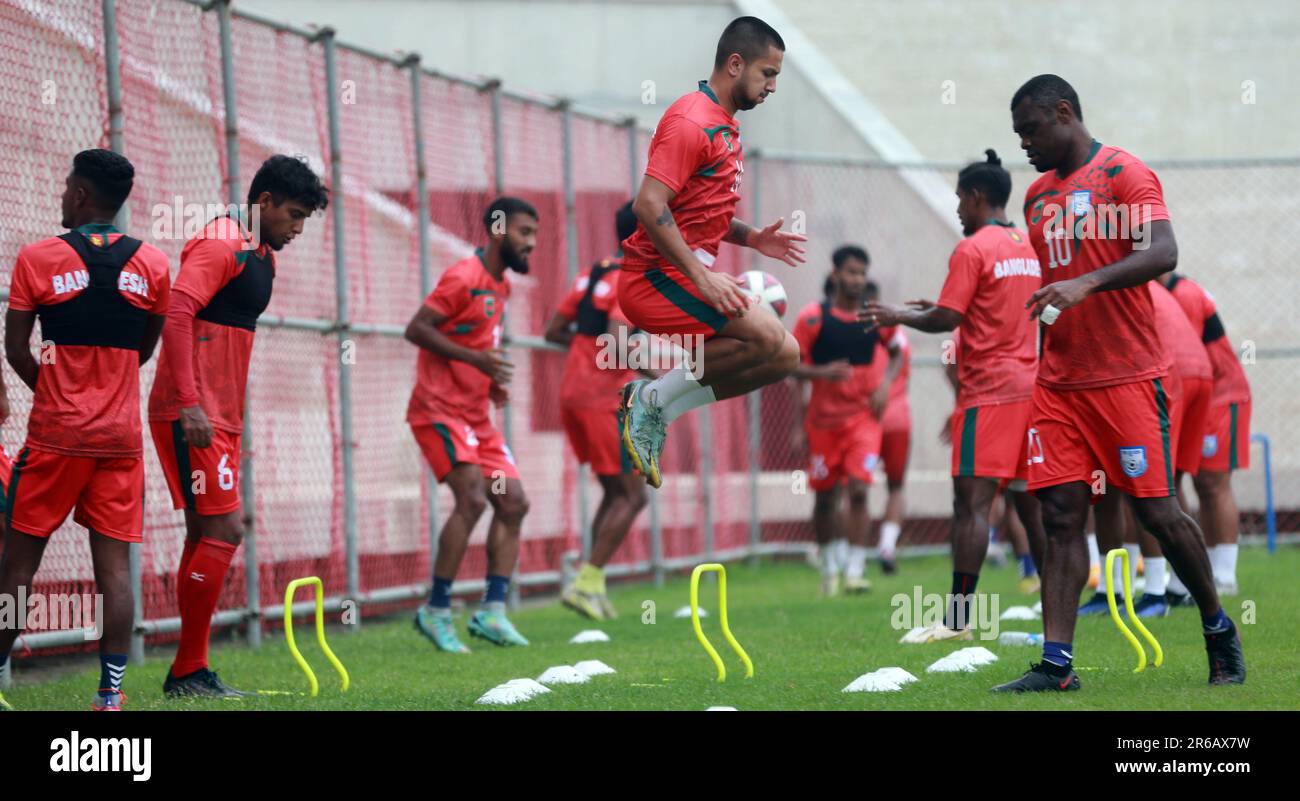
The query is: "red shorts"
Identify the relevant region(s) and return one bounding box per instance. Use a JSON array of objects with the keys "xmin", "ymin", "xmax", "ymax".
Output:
[
  {"xmin": 1174, "ymin": 376, "xmax": 1212, "ymax": 475},
  {"xmin": 562, "ymin": 405, "xmax": 630, "ymax": 476},
  {"xmin": 806, "ymin": 411, "xmax": 882, "ymax": 491},
  {"xmin": 618, "ymin": 266, "xmax": 729, "ymax": 339},
  {"xmin": 879, "ymin": 426, "xmax": 910, "ymax": 485},
  {"xmin": 950, "ymin": 399, "xmax": 1032, "ymax": 481},
  {"xmin": 5, "ymin": 446, "xmax": 144, "ymax": 542},
  {"xmin": 412, "ymin": 417, "xmax": 520, "ymax": 483},
  {"xmin": 1027, "ymin": 379, "xmax": 1176, "ymax": 498},
  {"xmin": 1200, "ymin": 399, "xmax": 1250, "ymax": 473},
  {"xmin": 150, "ymin": 421, "xmax": 243, "ymax": 516}
]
